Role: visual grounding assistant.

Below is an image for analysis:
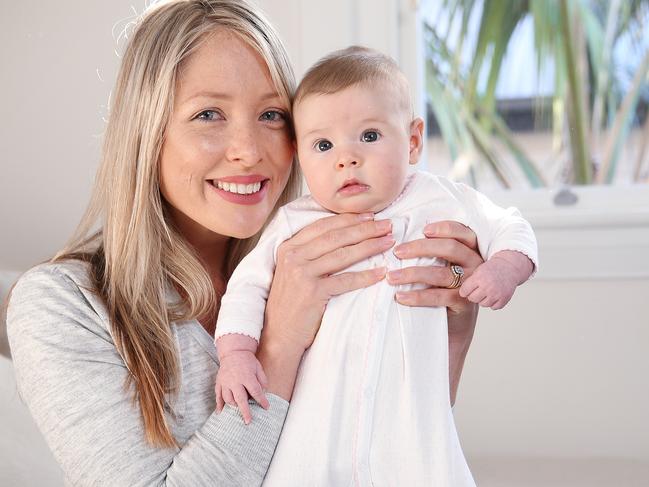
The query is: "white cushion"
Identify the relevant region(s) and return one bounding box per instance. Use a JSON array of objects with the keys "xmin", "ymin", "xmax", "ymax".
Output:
[
  {"xmin": 0, "ymin": 271, "xmax": 21, "ymax": 358},
  {"xmin": 0, "ymin": 356, "xmax": 64, "ymax": 485}
]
